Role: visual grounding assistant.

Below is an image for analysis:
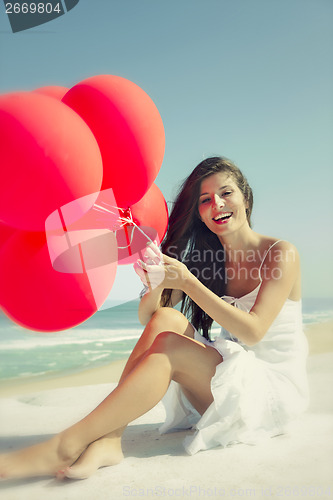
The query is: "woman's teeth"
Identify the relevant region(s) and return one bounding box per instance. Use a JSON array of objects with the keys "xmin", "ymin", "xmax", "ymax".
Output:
[{"xmin": 213, "ymin": 212, "xmax": 232, "ymax": 221}]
